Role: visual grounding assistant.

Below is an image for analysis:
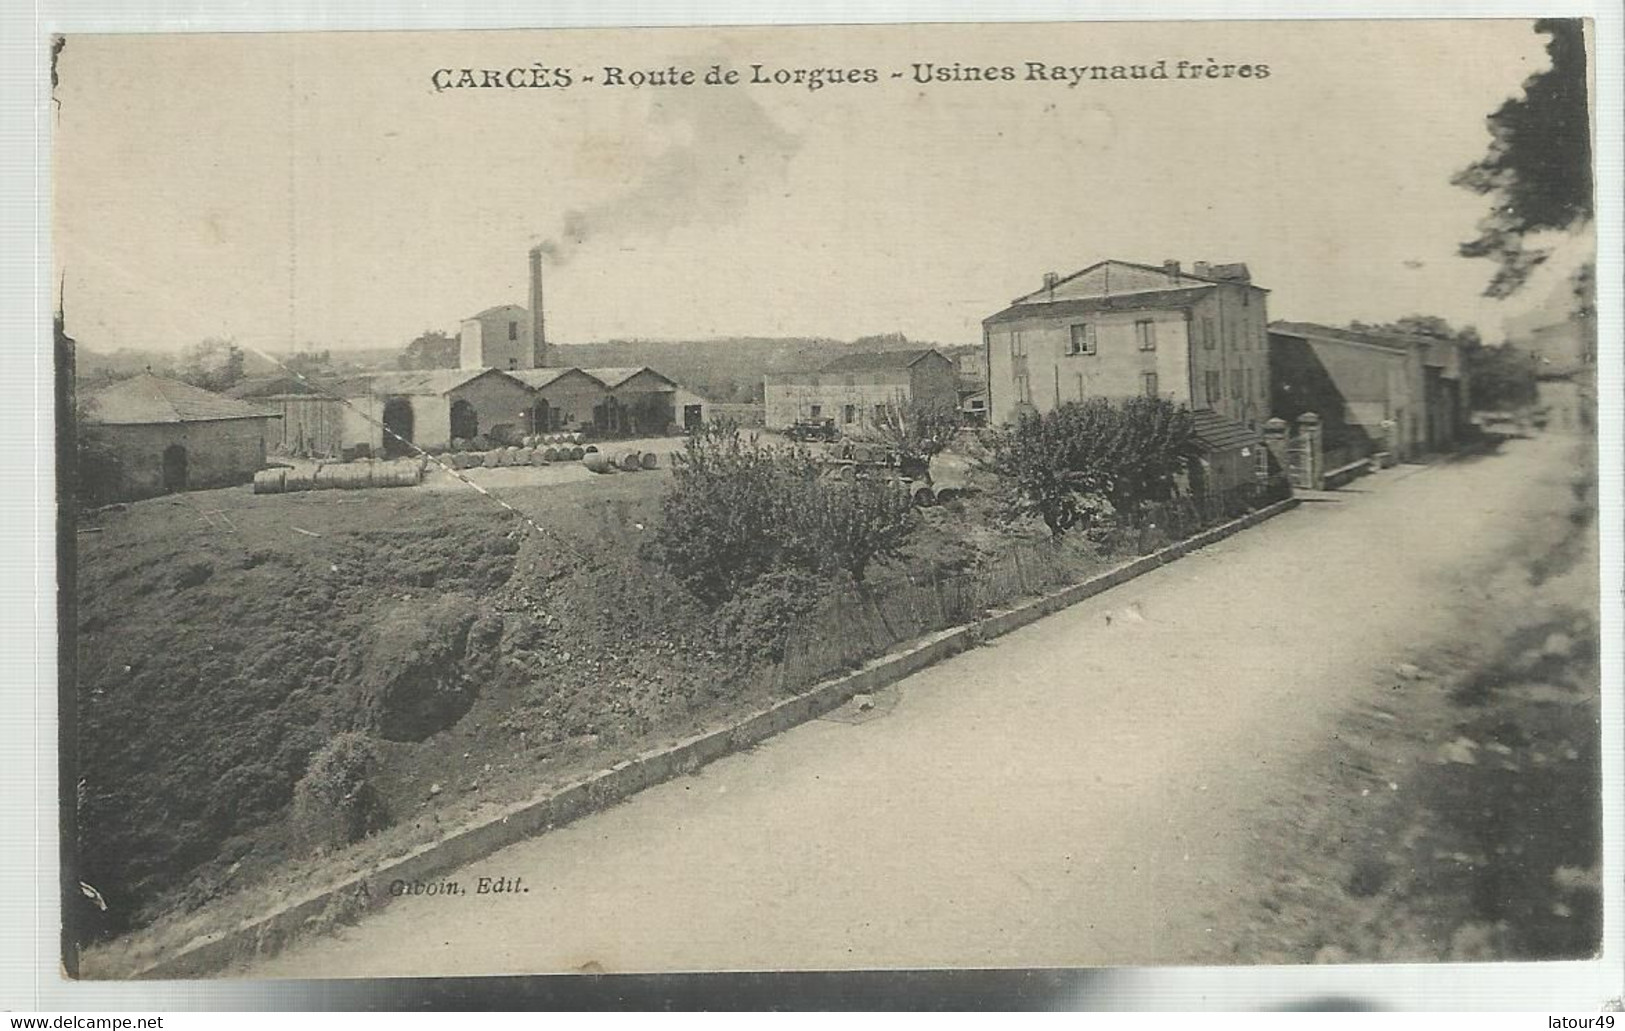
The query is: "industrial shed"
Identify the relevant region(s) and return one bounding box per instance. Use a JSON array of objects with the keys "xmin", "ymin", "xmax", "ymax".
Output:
[
  {"xmin": 347, "ymin": 368, "xmax": 535, "ymax": 455},
  {"xmin": 81, "ymin": 373, "xmax": 280, "ymax": 500},
  {"xmin": 510, "ymin": 367, "xmax": 608, "ymax": 434},
  {"xmin": 584, "ymin": 367, "xmax": 680, "ymax": 436}
]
